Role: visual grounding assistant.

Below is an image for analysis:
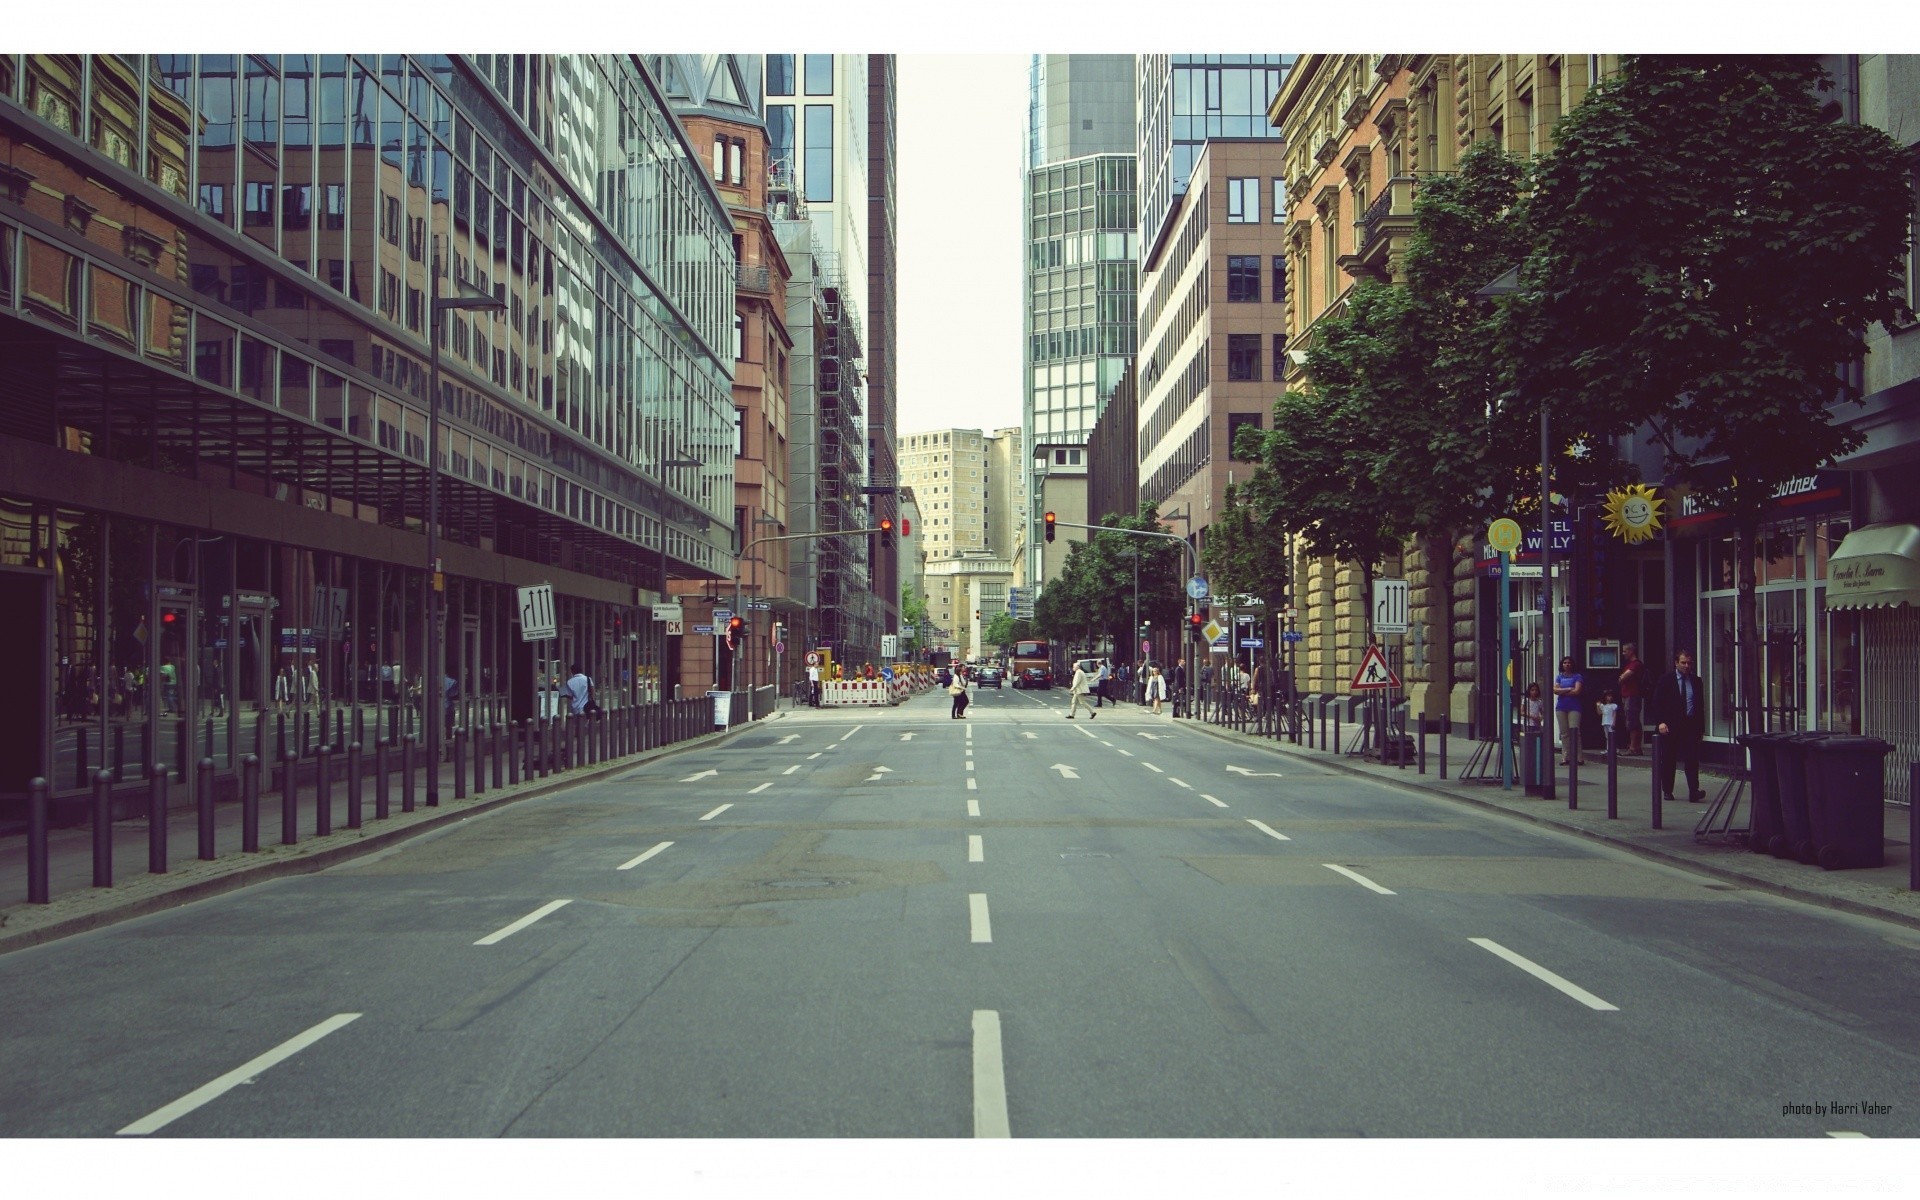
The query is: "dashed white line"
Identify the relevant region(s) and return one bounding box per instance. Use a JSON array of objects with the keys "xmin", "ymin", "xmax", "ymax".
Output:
[
  {"xmin": 475, "ymin": 899, "xmax": 574, "ymax": 946},
  {"xmin": 1201, "ymin": 794, "xmax": 1227, "ymax": 808},
  {"xmin": 965, "ymin": 760, "xmax": 975, "ymax": 772},
  {"xmin": 967, "ymin": 777, "xmax": 977, "ymax": 791},
  {"xmin": 1469, "ymin": 938, "xmax": 1619, "ymax": 1011},
  {"xmin": 1827, "ymin": 1131, "xmax": 1869, "ymax": 1138},
  {"xmin": 972, "ymin": 1010, "xmax": 1010, "ymax": 1138},
  {"xmin": 748, "ymin": 782, "xmax": 772, "ymax": 794},
  {"xmin": 617, "ymin": 841, "xmax": 674, "ymax": 870},
  {"xmin": 1099, "ymin": 740, "xmax": 1113, "ymax": 747},
  {"xmin": 699, "ymin": 803, "xmax": 733, "ymax": 821},
  {"xmin": 969, "ymin": 835, "xmax": 984, "ymax": 862},
  {"xmin": 807, "ymin": 752, "xmax": 822, "ymax": 760},
  {"xmin": 969, "ymin": 893, "xmax": 993, "ymax": 943},
  {"xmin": 968, "ymin": 798, "xmax": 981, "ymax": 817},
  {"xmin": 1141, "ymin": 762, "xmax": 1163, "ymax": 773},
  {"xmin": 1322, "ymin": 864, "xmax": 1394, "ymax": 895},
  {"xmin": 840, "ymin": 725, "xmax": 864, "ymax": 741},
  {"xmin": 782, "ymin": 765, "xmax": 800, "ymax": 775},
  {"xmin": 1115, "ymin": 748, "xmax": 1134, "ymax": 757},
  {"xmin": 1168, "ymin": 777, "xmax": 1191, "ymax": 789},
  {"xmin": 117, "ymin": 1014, "xmax": 363, "ymax": 1135},
  {"xmin": 1247, "ymin": 819, "xmax": 1291, "ymax": 842}
]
